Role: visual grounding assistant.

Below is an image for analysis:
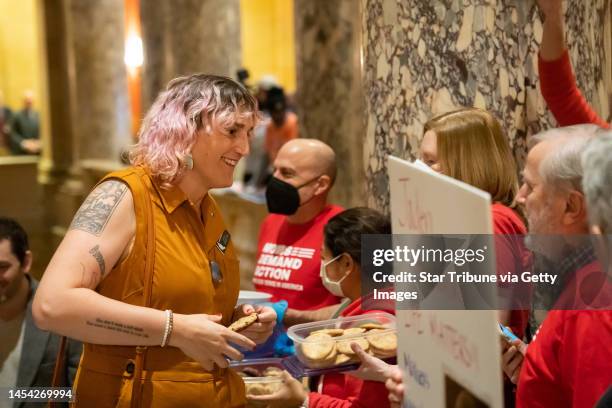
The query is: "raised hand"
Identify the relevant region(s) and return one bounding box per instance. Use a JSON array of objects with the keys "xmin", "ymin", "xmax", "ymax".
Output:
[{"xmin": 536, "ymin": 0, "xmax": 563, "ymax": 20}]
